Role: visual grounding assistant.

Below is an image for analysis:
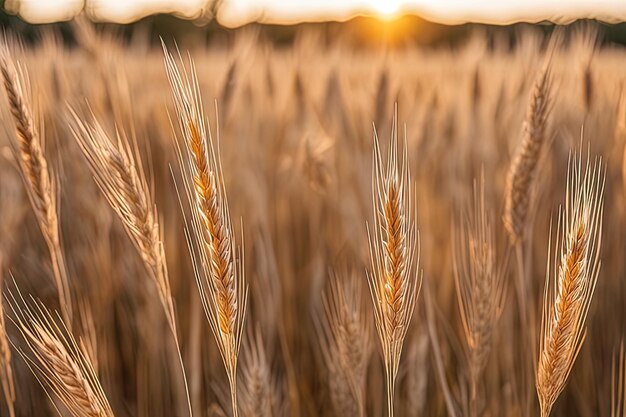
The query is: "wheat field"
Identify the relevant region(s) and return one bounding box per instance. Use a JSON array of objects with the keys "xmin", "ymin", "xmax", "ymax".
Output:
[{"xmin": 0, "ymin": 19, "xmax": 624, "ymax": 417}]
